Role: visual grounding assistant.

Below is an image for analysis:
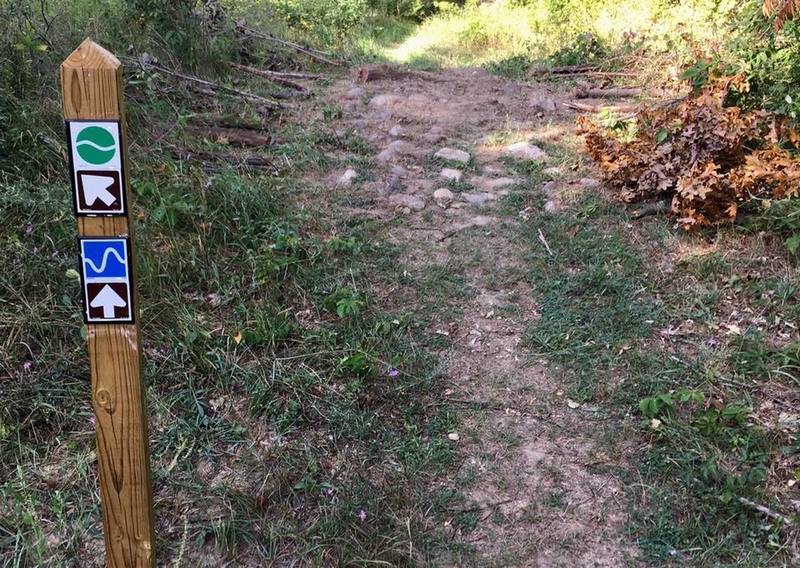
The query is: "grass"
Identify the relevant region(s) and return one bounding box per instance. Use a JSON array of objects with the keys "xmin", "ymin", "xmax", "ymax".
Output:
[
  {"xmin": 0, "ymin": 91, "xmax": 469, "ymax": 565},
  {"xmin": 365, "ymin": 0, "xmax": 736, "ymax": 73},
  {"xmin": 513, "ymin": 183, "xmax": 800, "ymax": 565}
]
